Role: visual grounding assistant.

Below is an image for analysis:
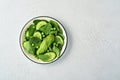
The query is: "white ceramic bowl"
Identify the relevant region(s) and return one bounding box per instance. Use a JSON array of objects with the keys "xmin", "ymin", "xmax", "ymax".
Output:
[{"xmin": 20, "ymin": 16, "xmax": 67, "ymax": 64}]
